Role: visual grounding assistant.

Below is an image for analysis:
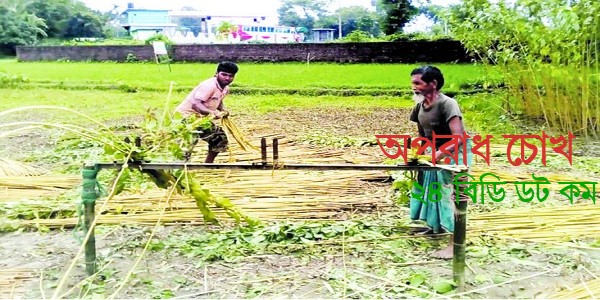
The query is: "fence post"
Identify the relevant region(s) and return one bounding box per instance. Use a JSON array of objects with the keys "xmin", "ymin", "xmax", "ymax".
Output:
[
  {"xmin": 81, "ymin": 164, "xmax": 99, "ymax": 276},
  {"xmin": 453, "ymin": 183, "xmax": 468, "ymax": 292}
]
